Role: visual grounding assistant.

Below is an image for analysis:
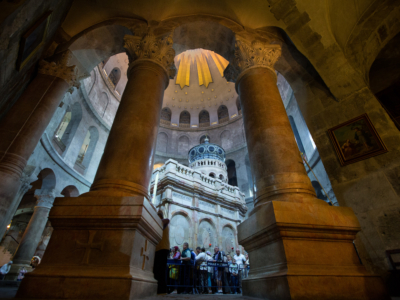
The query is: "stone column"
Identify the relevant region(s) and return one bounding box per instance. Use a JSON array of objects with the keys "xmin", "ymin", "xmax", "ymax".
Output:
[
  {"xmin": 0, "ymin": 51, "xmax": 81, "ymax": 236},
  {"xmin": 225, "ymin": 38, "xmax": 388, "ymax": 300},
  {"xmin": 17, "ymin": 33, "xmax": 174, "ymax": 300},
  {"xmin": 6, "ymin": 189, "xmax": 57, "ymax": 280}
]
